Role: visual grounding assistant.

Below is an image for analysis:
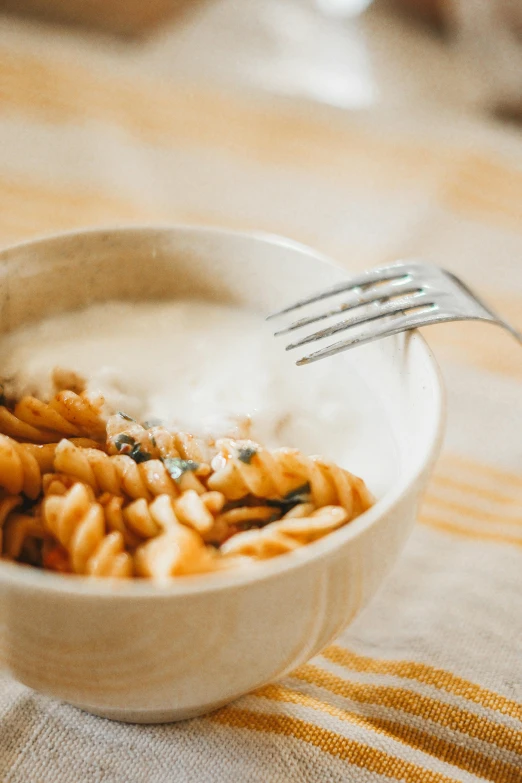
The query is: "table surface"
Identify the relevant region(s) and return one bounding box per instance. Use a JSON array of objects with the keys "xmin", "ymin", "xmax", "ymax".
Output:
[{"xmin": 0, "ymin": 3, "xmax": 521, "ymax": 782}]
